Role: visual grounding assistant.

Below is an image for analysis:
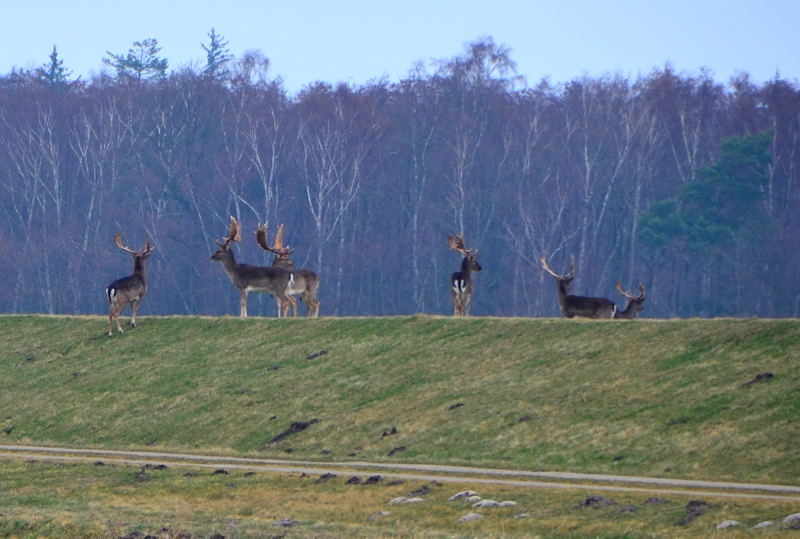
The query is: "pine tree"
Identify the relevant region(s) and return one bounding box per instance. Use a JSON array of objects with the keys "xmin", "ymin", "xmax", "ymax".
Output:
[
  {"xmin": 39, "ymin": 45, "xmax": 72, "ymax": 90},
  {"xmin": 103, "ymin": 38, "xmax": 168, "ymax": 81},
  {"xmin": 202, "ymin": 28, "xmax": 233, "ymax": 81}
]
